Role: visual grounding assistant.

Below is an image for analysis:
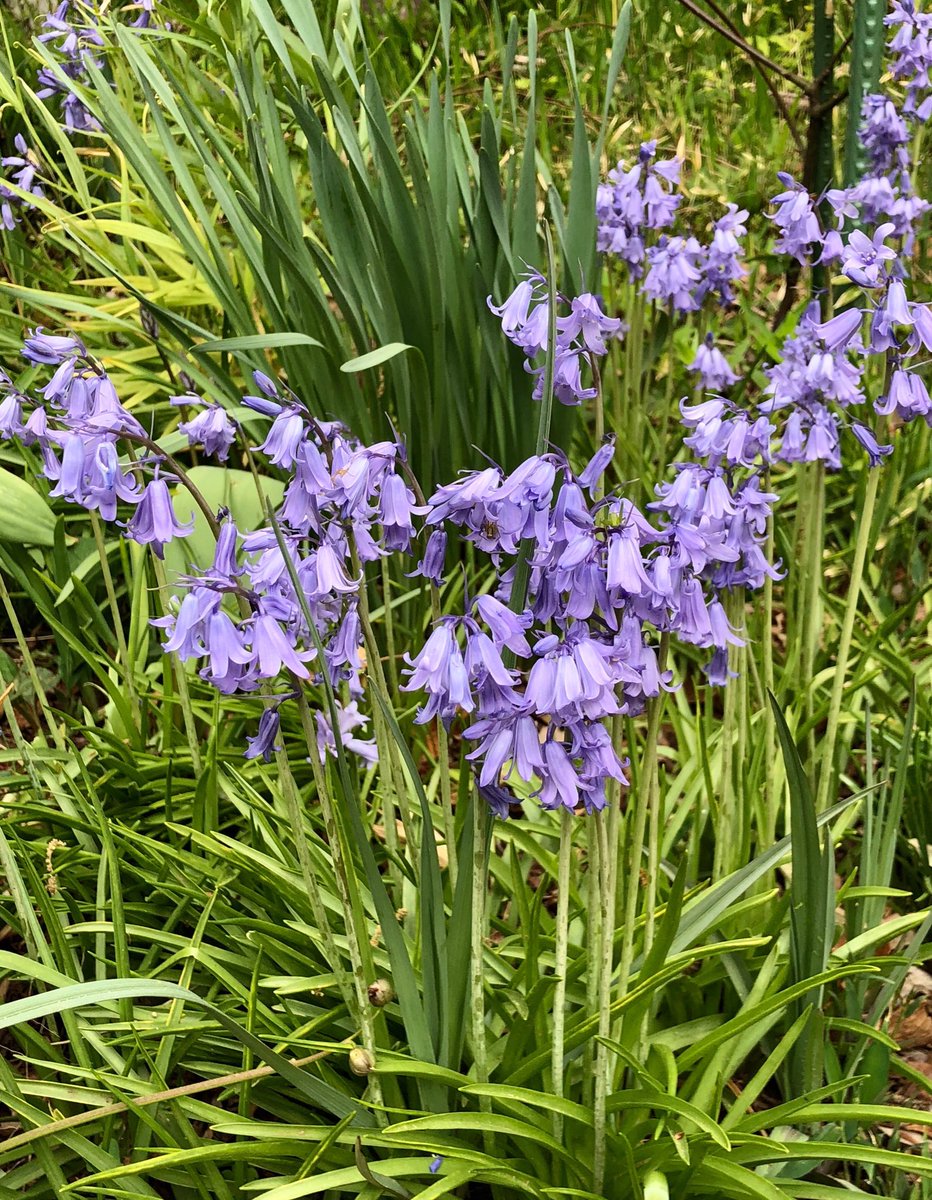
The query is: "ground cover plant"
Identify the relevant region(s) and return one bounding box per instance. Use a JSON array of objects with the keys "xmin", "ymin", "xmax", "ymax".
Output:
[{"xmin": 0, "ymin": 0, "xmax": 930, "ymax": 1196}]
